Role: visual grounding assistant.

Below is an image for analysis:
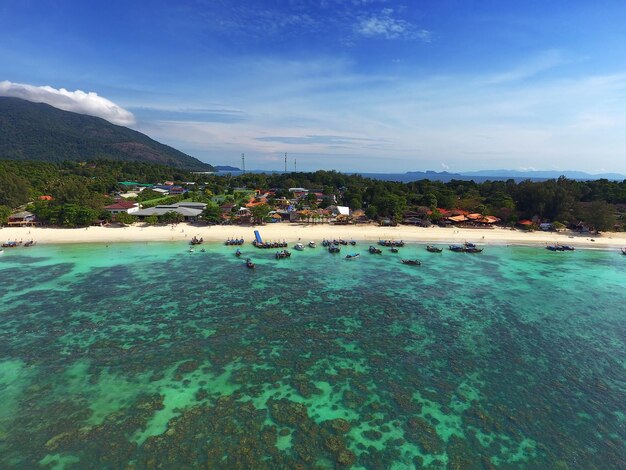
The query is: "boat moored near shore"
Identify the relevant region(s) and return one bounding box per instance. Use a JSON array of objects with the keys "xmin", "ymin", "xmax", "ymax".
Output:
[
  {"xmin": 547, "ymin": 244, "xmax": 575, "ymax": 252},
  {"xmin": 401, "ymin": 259, "xmax": 421, "ymax": 265},
  {"xmin": 275, "ymin": 249, "xmax": 291, "ymax": 259},
  {"xmin": 449, "ymin": 244, "xmax": 483, "ymax": 253}
]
